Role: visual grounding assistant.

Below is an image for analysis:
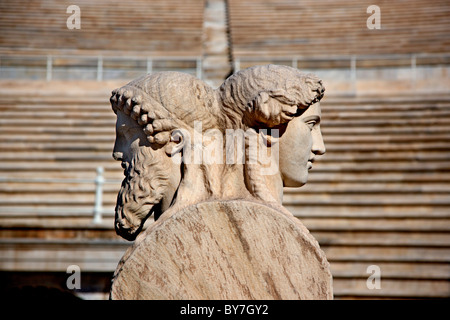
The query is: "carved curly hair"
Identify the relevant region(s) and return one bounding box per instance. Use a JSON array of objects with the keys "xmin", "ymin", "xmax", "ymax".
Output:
[
  {"xmin": 110, "ymin": 71, "xmax": 220, "ymax": 145},
  {"xmin": 218, "ymin": 64, "xmax": 325, "ymax": 129}
]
